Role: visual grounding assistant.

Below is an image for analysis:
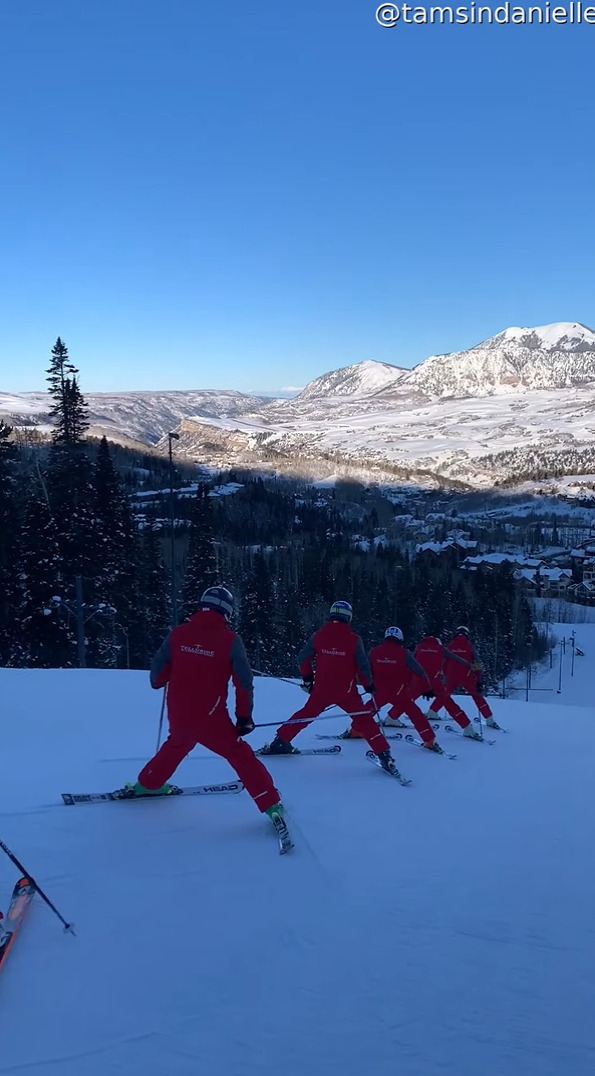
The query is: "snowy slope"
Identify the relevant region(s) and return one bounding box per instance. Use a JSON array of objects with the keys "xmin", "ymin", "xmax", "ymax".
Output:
[
  {"xmin": 1, "ymin": 669, "xmax": 594, "ymax": 1074},
  {"xmin": 506, "ymin": 621, "xmax": 591, "ymax": 706}
]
